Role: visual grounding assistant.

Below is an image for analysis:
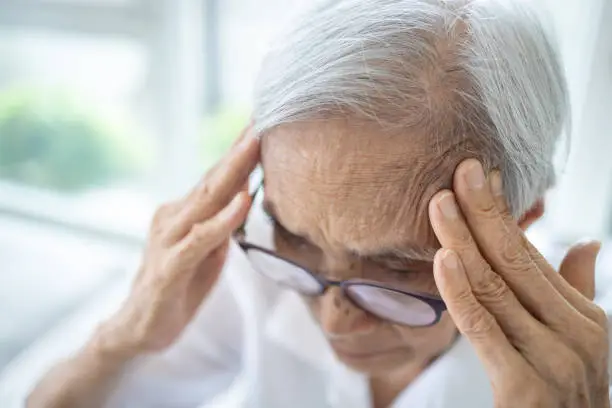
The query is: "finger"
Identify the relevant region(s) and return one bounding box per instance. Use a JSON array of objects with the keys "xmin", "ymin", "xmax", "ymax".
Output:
[
  {"xmin": 151, "ymin": 199, "xmax": 183, "ymax": 228},
  {"xmin": 196, "ymin": 126, "xmax": 258, "ymax": 205},
  {"xmin": 429, "ymin": 192, "xmax": 560, "ymax": 354},
  {"xmin": 451, "ymin": 160, "xmax": 577, "ymax": 327},
  {"xmin": 232, "ymin": 121, "xmax": 254, "ymax": 147},
  {"xmin": 184, "ymin": 243, "xmax": 230, "ymax": 314},
  {"xmin": 489, "ymin": 171, "xmax": 605, "ymax": 324},
  {"xmin": 559, "ymin": 240, "xmax": 601, "ymax": 301},
  {"xmin": 169, "ymin": 130, "xmax": 259, "ymax": 242},
  {"xmin": 171, "ymin": 192, "xmax": 251, "ymax": 271},
  {"xmin": 184, "ymin": 122, "xmax": 254, "ymax": 201},
  {"xmin": 433, "ymin": 249, "xmax": 529, "ymax": 381},
  {"xmin": 436, "ymin": 249, "xmax": 587, "ymax": 392},
  {"xmin": 226, "ymin": 123, "xmax": 256, "ymax": 197}
]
